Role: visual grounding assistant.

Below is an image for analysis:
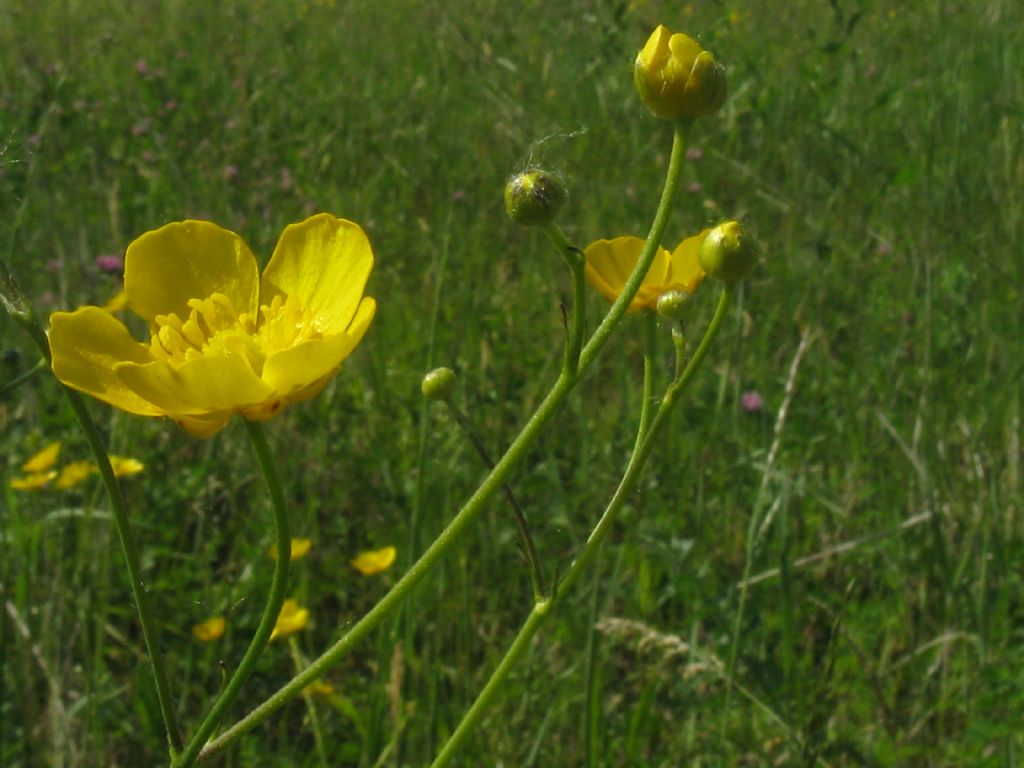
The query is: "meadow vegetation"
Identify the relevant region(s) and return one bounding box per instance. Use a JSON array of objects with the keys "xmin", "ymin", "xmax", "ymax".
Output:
[{"xmin": 1, "ymin": 0, "xmax": 1022, "ymax": 764}]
